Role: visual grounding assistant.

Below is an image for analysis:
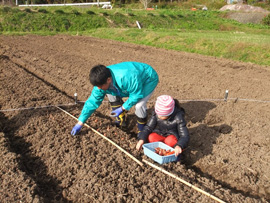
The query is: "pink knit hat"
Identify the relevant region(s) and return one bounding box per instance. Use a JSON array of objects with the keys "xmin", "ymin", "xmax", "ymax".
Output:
[{"xmin": 155, "ymin": 95, "xmax": 175, "ymax": 116}]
